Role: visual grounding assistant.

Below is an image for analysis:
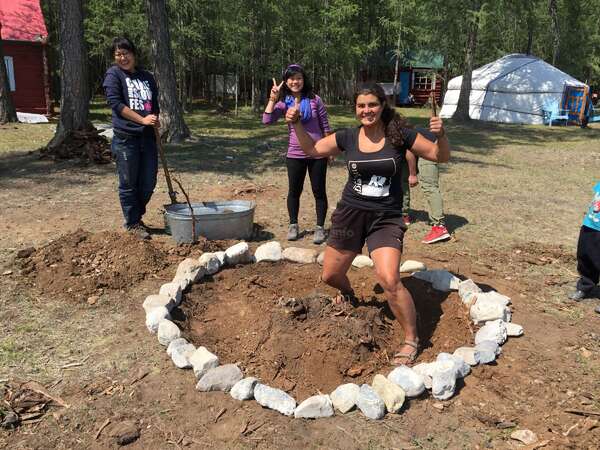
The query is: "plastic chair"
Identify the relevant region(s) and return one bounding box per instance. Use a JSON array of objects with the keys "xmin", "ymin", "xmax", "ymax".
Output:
[{"xmin": 542, "ymin": 101, "xmax": 569, "ymax": 126}]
